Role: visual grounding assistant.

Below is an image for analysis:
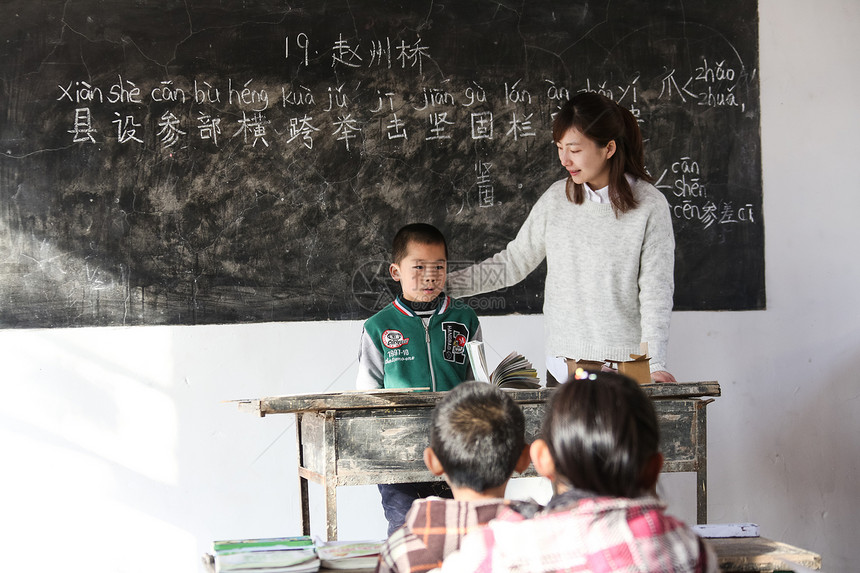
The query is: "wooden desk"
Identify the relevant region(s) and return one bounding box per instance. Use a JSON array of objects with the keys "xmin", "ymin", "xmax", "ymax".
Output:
[
  {"xmin": 711, "ymin": 537, "xmax": 821, "ymax": 571},
  {"xmin": 237, "ymin": 382, "xmax": 720, "ymax": 540}
]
